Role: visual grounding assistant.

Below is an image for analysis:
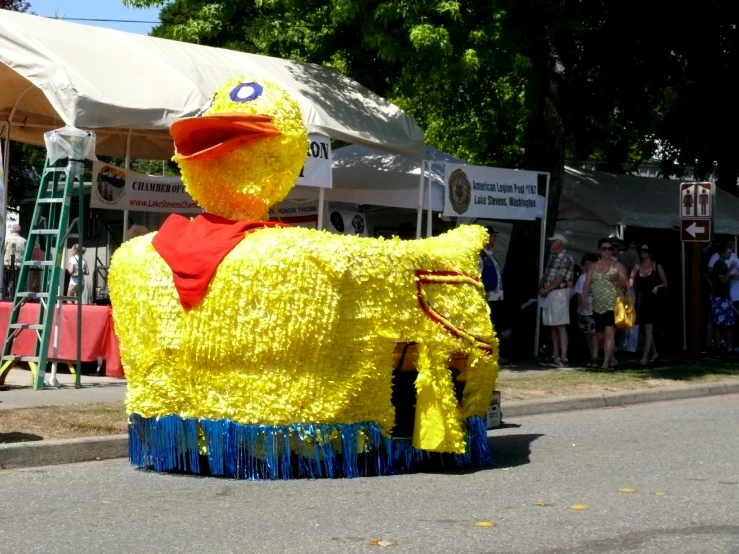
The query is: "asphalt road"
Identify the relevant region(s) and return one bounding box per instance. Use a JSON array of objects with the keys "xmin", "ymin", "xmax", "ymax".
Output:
[{"xmin": 1, "ymin": 395, "xmax": 738, "ymax": 554}]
